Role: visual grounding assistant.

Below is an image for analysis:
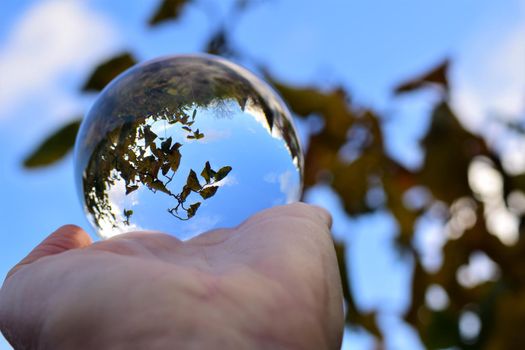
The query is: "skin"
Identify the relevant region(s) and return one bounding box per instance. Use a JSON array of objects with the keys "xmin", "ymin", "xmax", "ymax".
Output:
[{"xmin": 0, "ymin": 203, "xmax": 344, "ymax": 350}]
